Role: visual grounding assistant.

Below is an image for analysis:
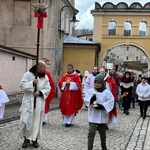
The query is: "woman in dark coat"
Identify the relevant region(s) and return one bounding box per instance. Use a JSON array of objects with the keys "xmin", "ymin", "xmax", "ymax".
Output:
[{"xmin": 120, "ymin": 71, "xmax": 133, "ymax": 115}]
